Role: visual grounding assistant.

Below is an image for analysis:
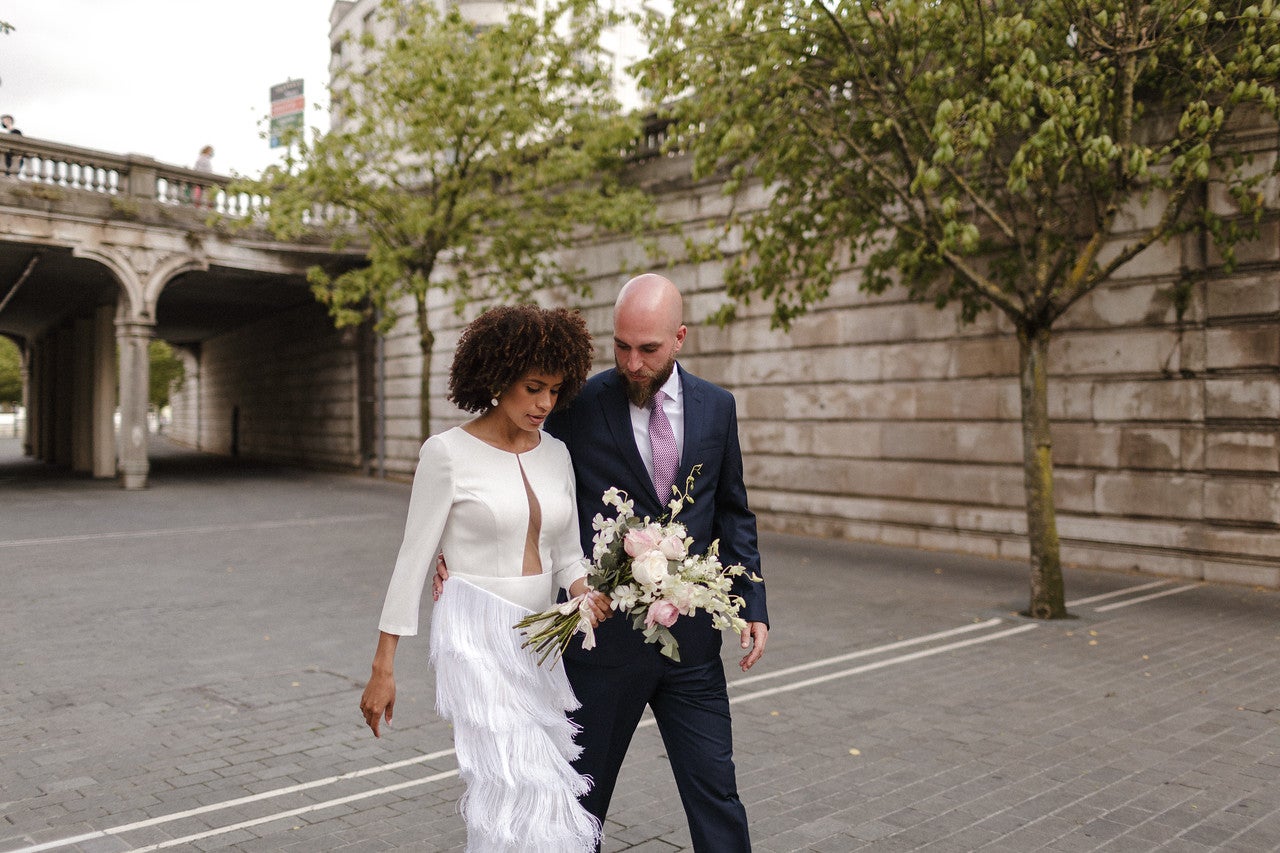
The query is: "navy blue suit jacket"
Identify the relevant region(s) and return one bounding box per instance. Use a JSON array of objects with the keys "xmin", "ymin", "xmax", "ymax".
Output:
[{"xmin": 546, "ymin": 365, "xmax": 768, "ymax": 667}]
